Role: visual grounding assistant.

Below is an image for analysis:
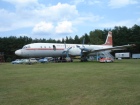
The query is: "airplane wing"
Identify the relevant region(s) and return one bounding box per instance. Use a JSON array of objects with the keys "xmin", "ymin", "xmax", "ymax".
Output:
[{"xmin": 85, "ymin": 44, "xmax": 136, "ymax": 53}]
